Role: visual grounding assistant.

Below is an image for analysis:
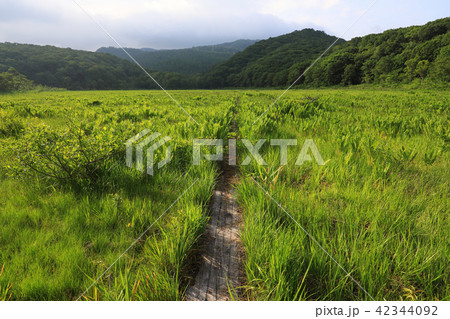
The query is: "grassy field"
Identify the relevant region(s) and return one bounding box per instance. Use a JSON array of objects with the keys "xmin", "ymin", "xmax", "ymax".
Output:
[
  {"xmin": 0, "ymin": 90, "xmax": 235, "ymax": 300},
  {"xmin": 0, "ymin": 88, "xmax": 448, "ymax": 300},
  {"xmin": 236, "ymin": 89, "xmax": 449, "ymax": 300}
]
